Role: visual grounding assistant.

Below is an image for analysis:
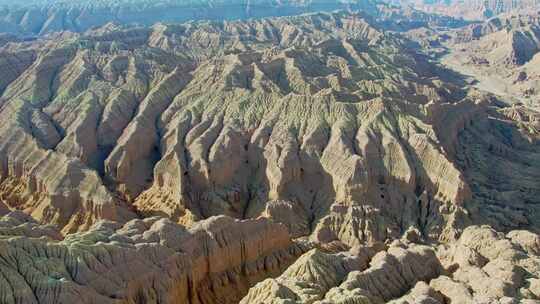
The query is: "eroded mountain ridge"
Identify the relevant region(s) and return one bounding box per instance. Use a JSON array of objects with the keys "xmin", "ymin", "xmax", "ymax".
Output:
[{"xmin": 0, "ymin": 9, "xmax": 539, "ymax": 304}]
